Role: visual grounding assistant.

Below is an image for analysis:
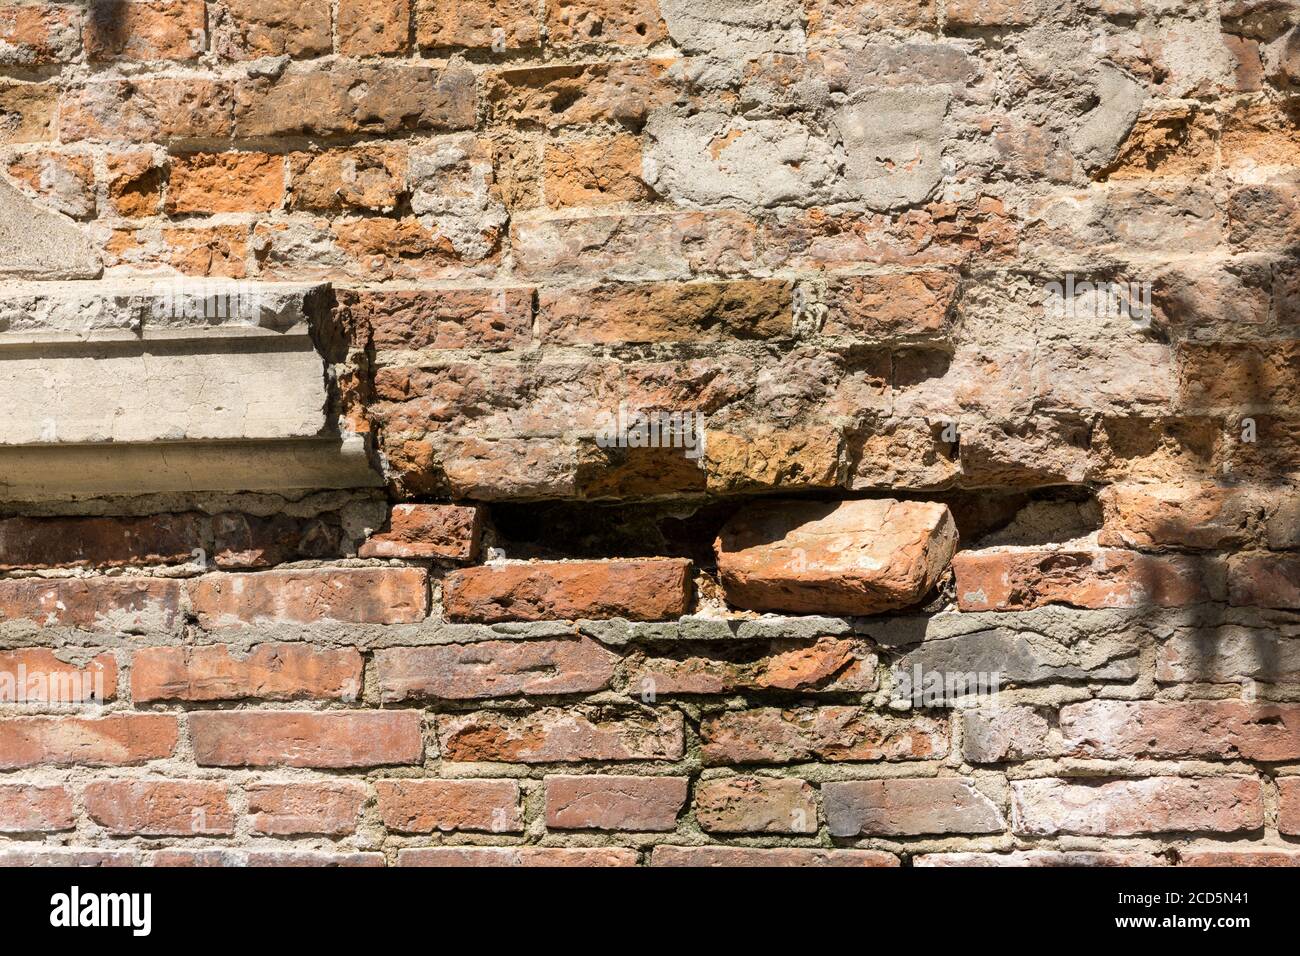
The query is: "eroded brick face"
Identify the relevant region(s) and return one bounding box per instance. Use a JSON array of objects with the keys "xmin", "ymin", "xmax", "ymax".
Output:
[{"xmin": 2, "ymin": 0, "xmax": 1297, "ymax": 871}]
